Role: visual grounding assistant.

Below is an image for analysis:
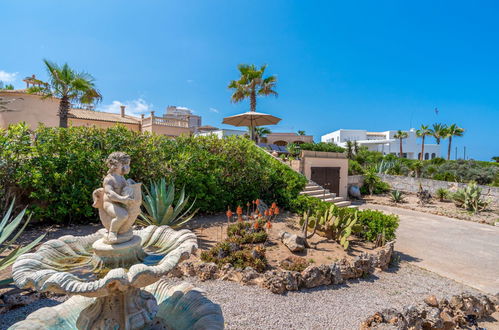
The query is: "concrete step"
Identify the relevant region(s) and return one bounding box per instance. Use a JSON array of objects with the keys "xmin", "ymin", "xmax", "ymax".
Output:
[
  {"xmin": 334, "ymin": 201, "xmax": 352, "ymax": 207},
  {"xmin": 304, "ymin": 185, "xmax": 322, "ymax": 191},
  {"xmin": 347, "ymin": 205, "xmax": 359, "ymax": 209},
  {"xmin": 314, "ymin": 193, "xmax": 336, "ymax": 201},
  {"xmin": 300, "ymin": 189, "xmax": 326, "ymax": 196}
]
